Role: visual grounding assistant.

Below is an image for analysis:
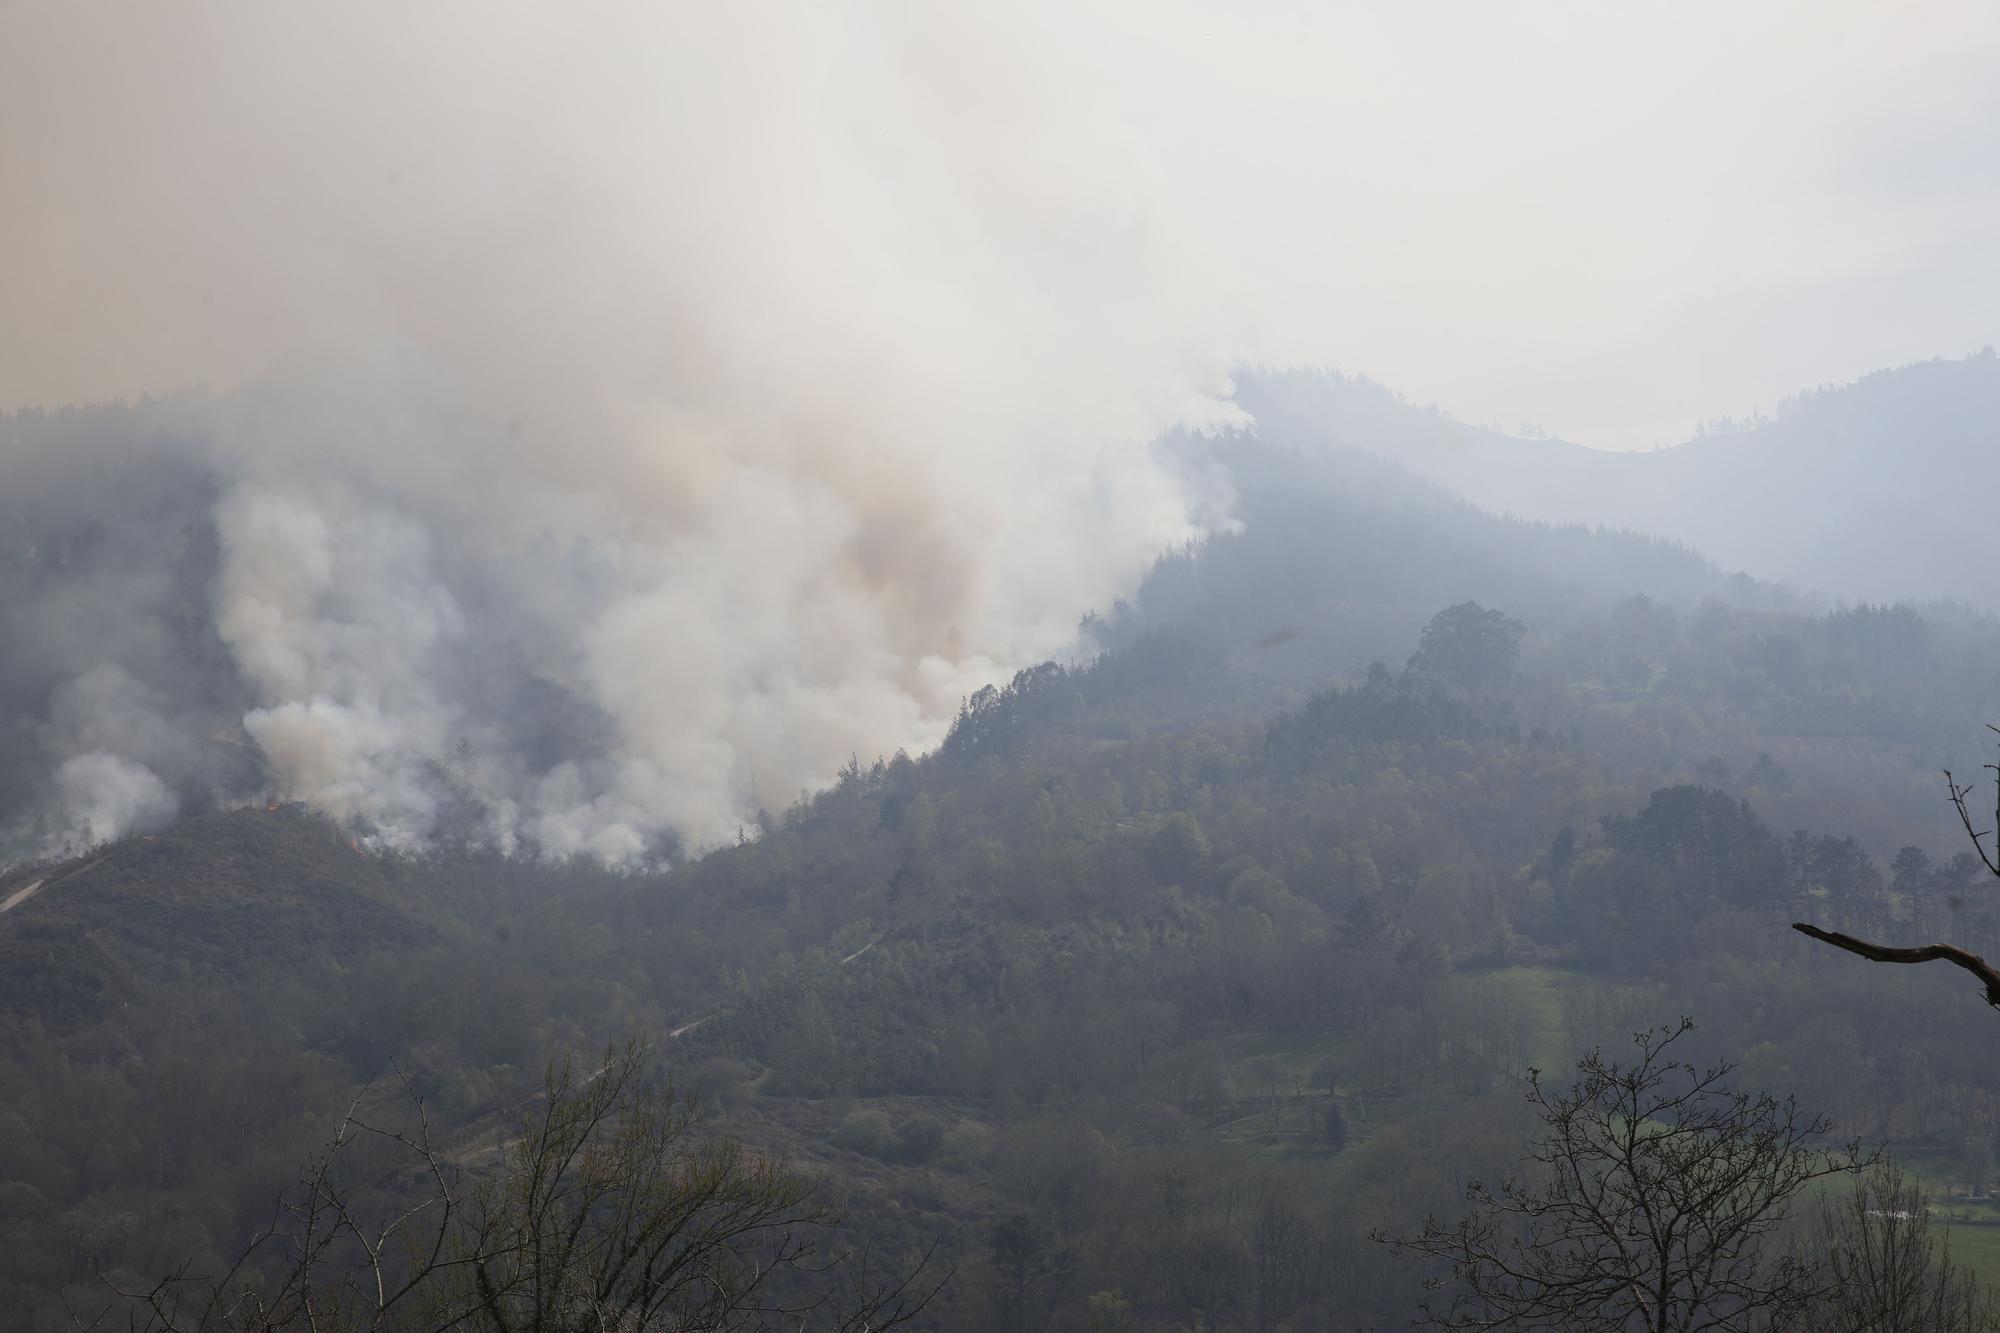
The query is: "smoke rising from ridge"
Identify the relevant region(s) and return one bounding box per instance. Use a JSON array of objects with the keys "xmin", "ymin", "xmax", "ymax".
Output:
[
  {"xmin": 0, "ymin": 2, "xmax": 1251, "ymax": 860},
  {"xmin": 3, "ymin": 2, "xmax": 1997, "ymax": 859}
]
